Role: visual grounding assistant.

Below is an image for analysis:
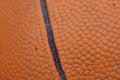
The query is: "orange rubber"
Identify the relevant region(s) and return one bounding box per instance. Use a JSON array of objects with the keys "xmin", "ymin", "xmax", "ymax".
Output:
[
  {"xmin": 46, "ymin": 0, "xmax": 120, "ymax": 80},
  {"xmin": 0, "ymin": 0, "xmax": 120, "ymax": 80},
  {"xmin": 0, "ymin": 0, "xmax": 59, "ymax": 80}
]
